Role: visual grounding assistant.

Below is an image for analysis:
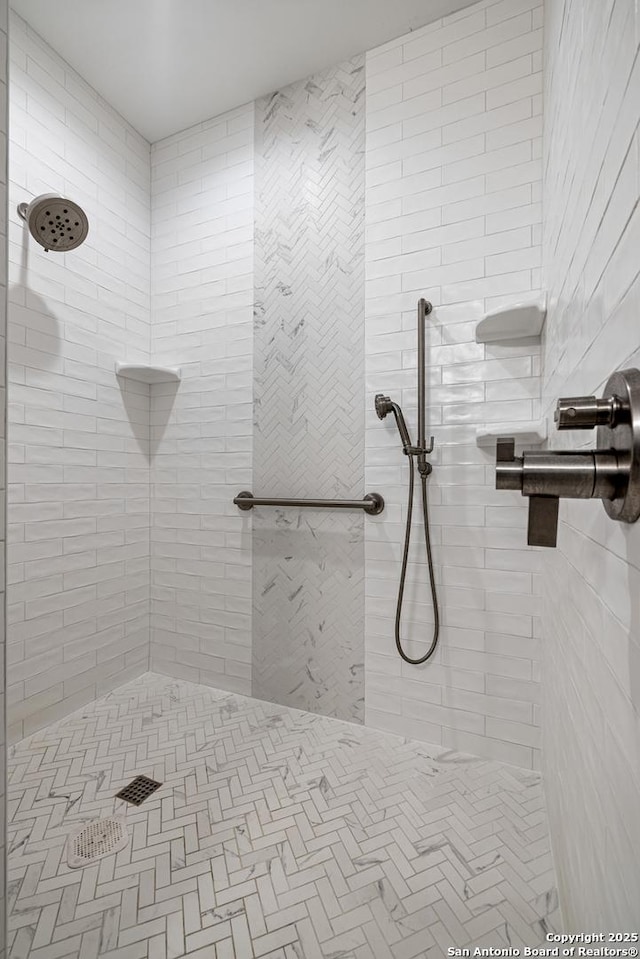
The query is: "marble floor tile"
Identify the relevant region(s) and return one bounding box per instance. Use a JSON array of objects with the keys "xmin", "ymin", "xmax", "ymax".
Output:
[{"xmin": 7, "ymin": 672, "xmax": 560, "ymax": 957}]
